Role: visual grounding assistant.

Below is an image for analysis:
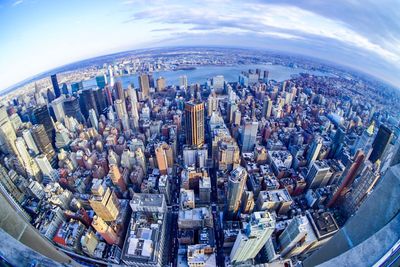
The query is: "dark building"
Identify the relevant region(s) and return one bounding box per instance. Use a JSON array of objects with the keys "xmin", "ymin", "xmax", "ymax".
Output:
[
  {"xmin": 31, "ymin": 124, "xmax": 56, "ymax": 166},
  {"xmin": 61, "ymin": 83, "xmax": 69, "ymax": 95},
  {"xmin": 369, "ymin": 124, "xmax": 393, "ymax": 163},
  {"xmin": 79, "ymin": 88, "xmax": 98, "ymax": 119},
  {"xmin": 95, "ymin": 75, "xmax": 107, "ymax": 89},
  {"xmin": 93, "ymin": 88, "xmax": 107, "ymax": 115},
  {"xmin": 71, "ymin": 81, "xmax": 83, "ymax": 94},
  {"xmin": 185, "ymin": 100, "xmax": 205, "ymax": 147},
  {"xmin": 113, "ymin": 81, "xmax": 124, "ymax": 101},
  {"xmin": 63, "ymin": 96, "xmax": 85, "ymax": 123},
  {"xmin": 46, "ymin": 89, "xmax": 55, "ymax": 103},
  {"xmin": 51, "ymin": 74, "xmax": 61, "ymax": 98},
  {"xmin": 33, "ymin": 106, "xmax": 55, "ymax": 145}
]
